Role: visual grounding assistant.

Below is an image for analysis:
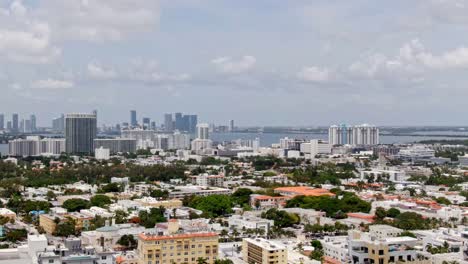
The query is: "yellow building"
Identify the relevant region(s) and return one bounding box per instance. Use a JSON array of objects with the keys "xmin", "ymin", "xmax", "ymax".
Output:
[
  {"xmin": 39, "ymin": 214, "xmax": 64, "ymax": 234},
  {"xmin": 68, "ymin": 212, "xmax": 92, "ymax": 231},
  {"xmin": 134, "ymin": 197, "xmax": 183, "ymax": 209},
  {"xmin": 242, "ymin": 238, "xmax": 288, "ymax": 264},
  {"xmin": 137, "ymin": 232, "xmax": 219, "ymax": 264}
]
